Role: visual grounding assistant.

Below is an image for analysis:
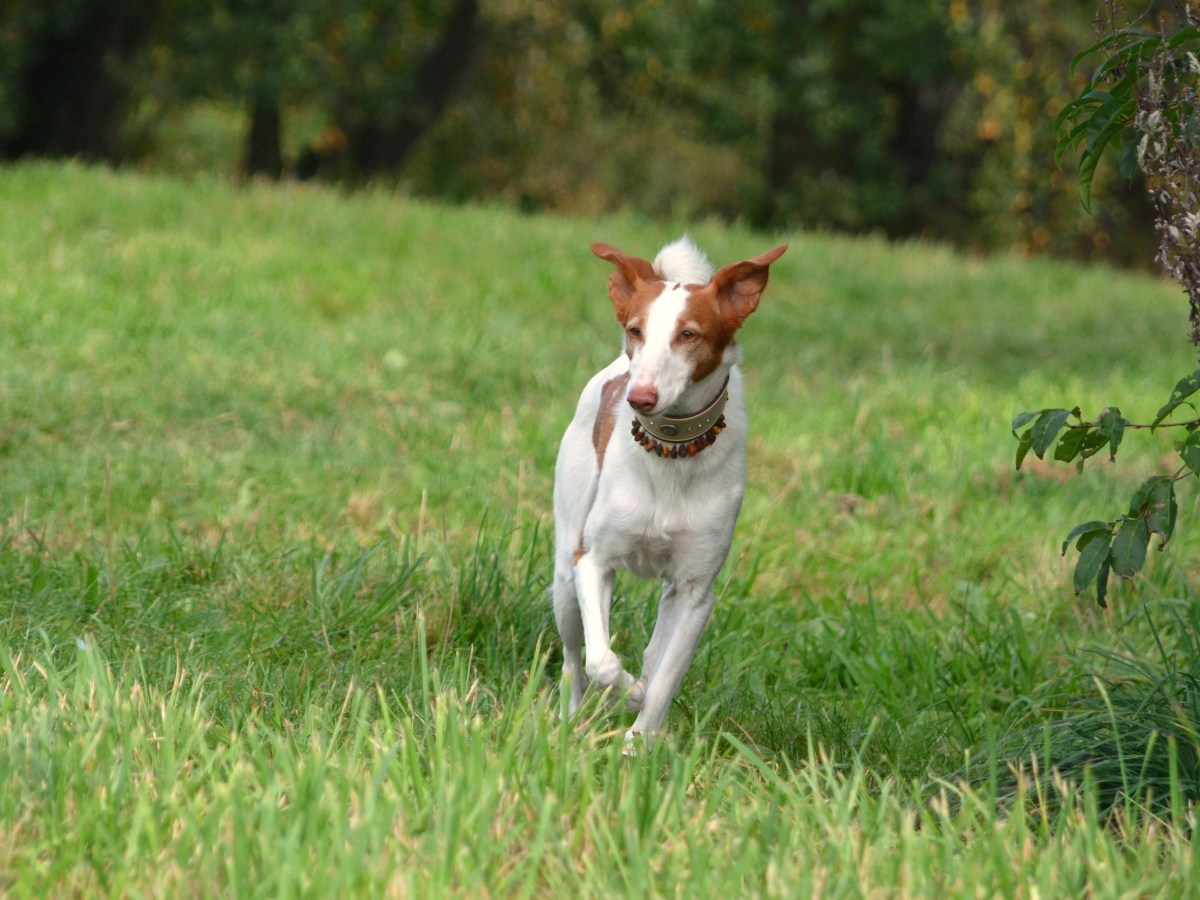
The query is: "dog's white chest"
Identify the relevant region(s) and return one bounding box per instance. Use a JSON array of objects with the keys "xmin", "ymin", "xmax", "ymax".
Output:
[{"xmin": 587, "ymin": 468, "xmax": 741, "ymax": 581}]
